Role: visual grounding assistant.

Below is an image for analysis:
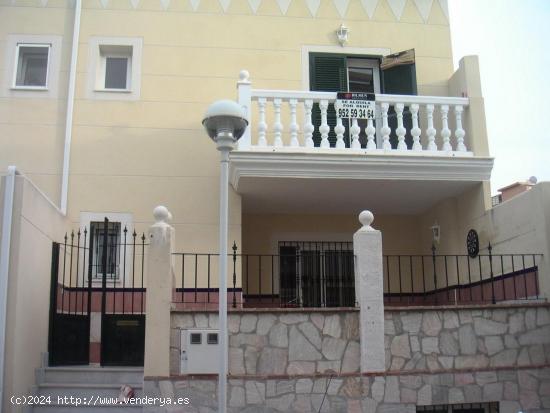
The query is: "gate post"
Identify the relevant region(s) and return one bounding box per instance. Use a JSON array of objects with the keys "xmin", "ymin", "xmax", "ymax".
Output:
[
  {"xmin": 144, "ymin": 206, "xmax": 174, "ymax": 377},
  {"xmin": 353, "ymin": 210, "xmax": 385, "ymax": 372}
]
